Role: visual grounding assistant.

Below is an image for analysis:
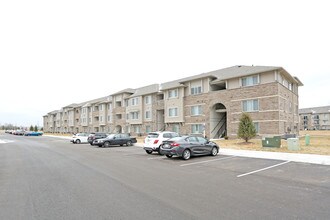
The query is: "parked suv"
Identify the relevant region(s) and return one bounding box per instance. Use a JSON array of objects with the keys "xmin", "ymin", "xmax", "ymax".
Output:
[
  {"xmin": 87, "ymin": 132, "xmax": 108, "ymax": 145},
  {"xmin": 143, "ymin": 131, "xmax": 179, "ymax": 154}
]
